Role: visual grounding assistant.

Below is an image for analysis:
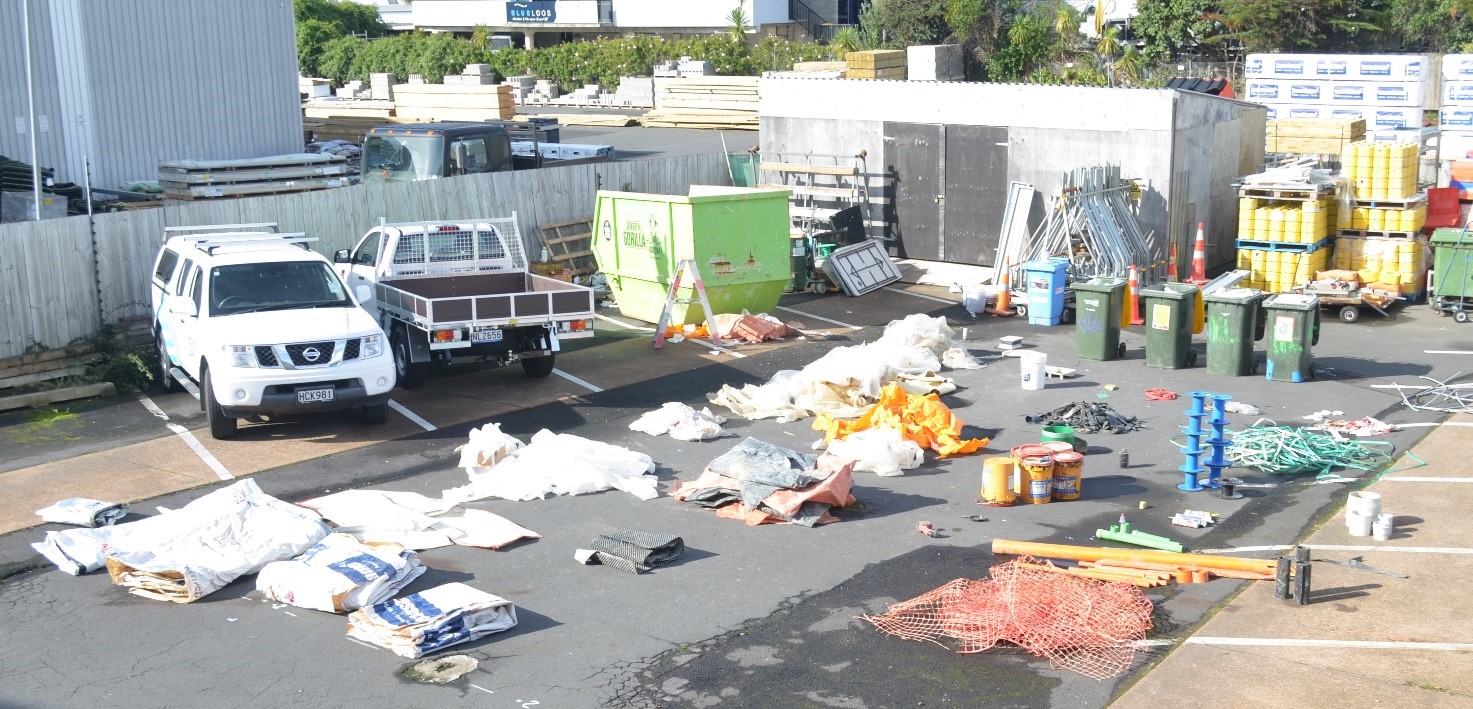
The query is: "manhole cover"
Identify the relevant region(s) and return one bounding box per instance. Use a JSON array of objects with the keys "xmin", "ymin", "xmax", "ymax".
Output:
[{"xmin": 404, "ymin": 654, "xmax": 478, "ymax": 684}]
